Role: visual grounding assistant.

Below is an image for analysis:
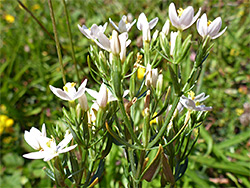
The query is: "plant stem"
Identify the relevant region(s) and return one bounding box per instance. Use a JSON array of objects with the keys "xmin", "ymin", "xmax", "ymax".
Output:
[
  {"xmin": 62, "ymin": 0, "xmax": 80, "ymax": 83},
  {"xmin": 48, "ymin": 0, "xmax": 66, "ymax": 85},
  {"xmin": 144, "ymin": 41, "xmax": 150, "ymax": 66},
  {"xmin": 17, "ymin": 0, "xmax": 66, "ymax": 53}
]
